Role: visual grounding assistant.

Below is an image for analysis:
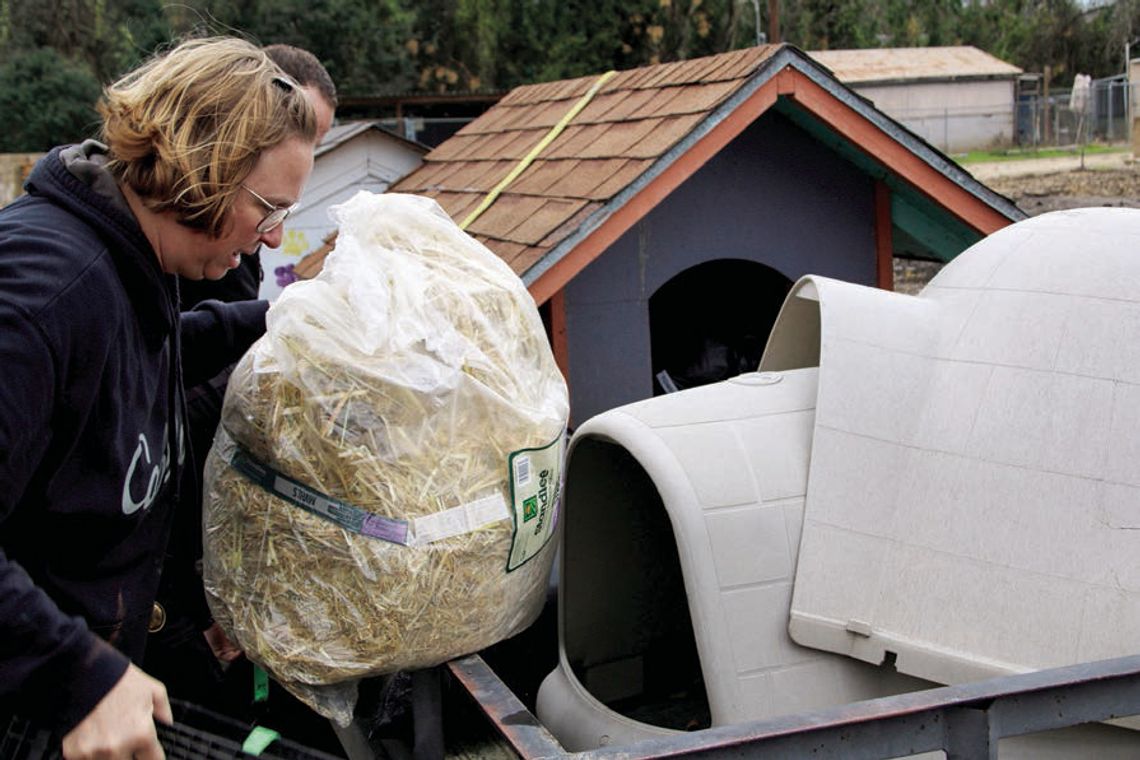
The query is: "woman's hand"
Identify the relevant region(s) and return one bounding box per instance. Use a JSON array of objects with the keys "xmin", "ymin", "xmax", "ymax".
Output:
[{"xmin": 61, "ymin": 663, "xmax": 171, "ymax": 759}]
